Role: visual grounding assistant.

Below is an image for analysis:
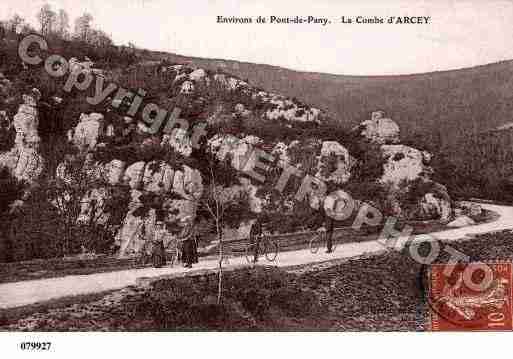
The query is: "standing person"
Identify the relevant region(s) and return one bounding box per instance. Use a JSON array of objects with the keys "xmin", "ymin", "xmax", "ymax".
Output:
[
  {"xmin": 151, "ymin": 221, "xmax": 167, "ymax": 268},
  {"xmin": 325, "ymin": 215, "xmax": 335, "ymax": 253},
  {"xmin": 249, "ymin": 219, "xmax": 263, "ymax": 263},
  {"xmin": 178, "ymin": 216, "xmax": 195, "ymax": 268}
]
